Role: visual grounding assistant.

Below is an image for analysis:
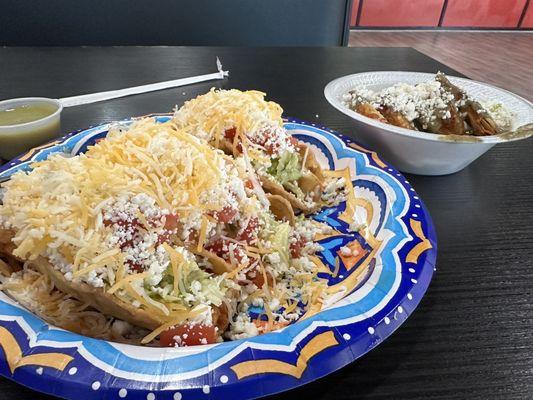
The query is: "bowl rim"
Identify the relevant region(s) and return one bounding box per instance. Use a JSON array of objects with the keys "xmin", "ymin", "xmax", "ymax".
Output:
[
  {"xmin": 0, "ymin": 97, "xmax": 63, "ymax": 130},
  {"xmin": 324, "ymin": 71, "xmax": 533, "ymax": 145}
]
